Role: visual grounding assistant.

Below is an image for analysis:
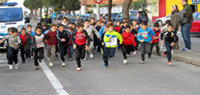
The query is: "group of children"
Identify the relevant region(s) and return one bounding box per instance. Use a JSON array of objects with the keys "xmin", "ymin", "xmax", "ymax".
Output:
[{"xmin": 0, "ymin": 17, "xmax": 178, "ymax": 71}]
